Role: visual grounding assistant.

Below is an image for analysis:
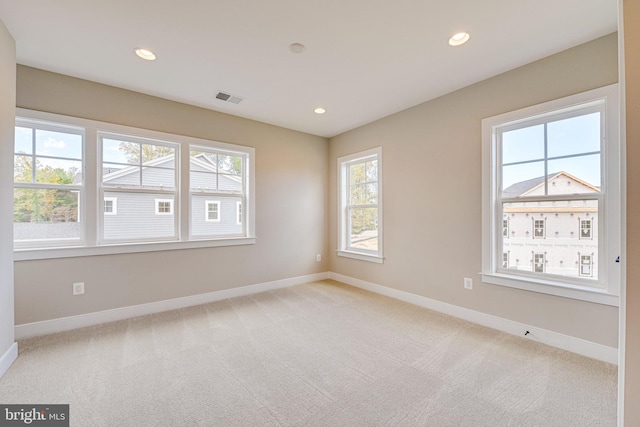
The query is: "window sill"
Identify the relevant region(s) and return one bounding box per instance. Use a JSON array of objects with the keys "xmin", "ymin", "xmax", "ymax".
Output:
[
  {"xmin": 337, "ymin": 250, "xmax": 384, "ymax": 264},
  {"xmin": 481, "ymin": 272, "xmax": 619, "ymax": 307},
  {"xmin": 14, "ymin": 237, "xmax": 257, "ymax": 261}
]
